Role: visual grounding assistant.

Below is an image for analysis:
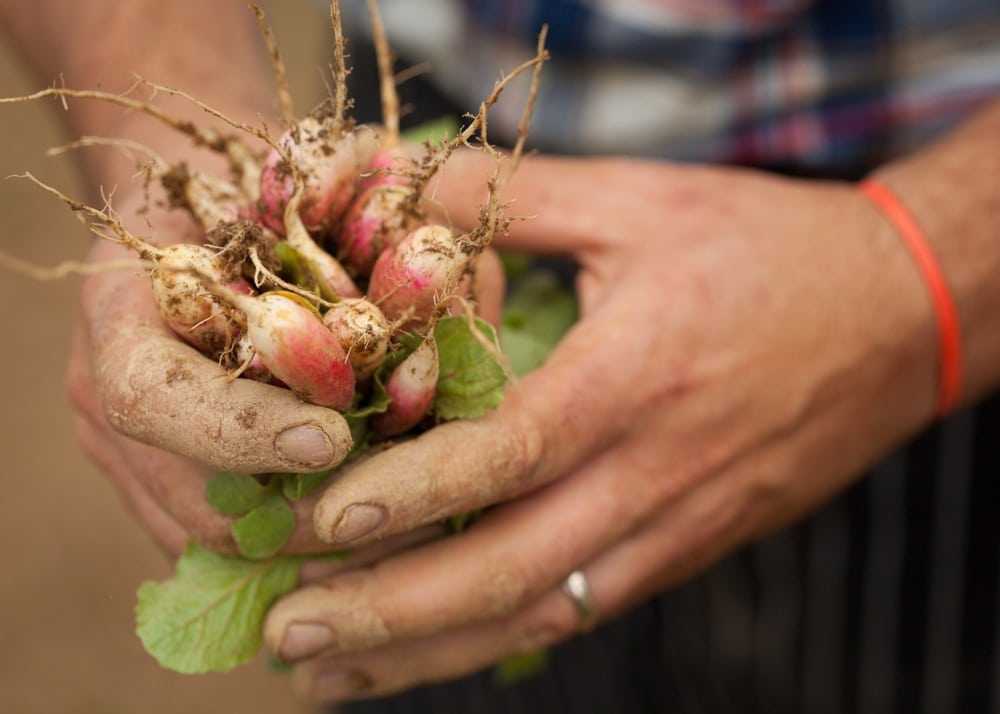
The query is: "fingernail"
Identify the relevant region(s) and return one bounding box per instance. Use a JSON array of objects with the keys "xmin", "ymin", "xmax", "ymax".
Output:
[
  {"xmin": 280, "ymin": 622, "xmax": 335, "ymax": 661},
  {"xmin": 275, "ymin": 424, "xmax": 335, "ymax": 467},
  {"xmin": 332, "ymin": 503, "xmax": 386, "ymax": 545},
  {"xmin": 314, "ymin": 669, "xmax": 374, "ymax": 702}
]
